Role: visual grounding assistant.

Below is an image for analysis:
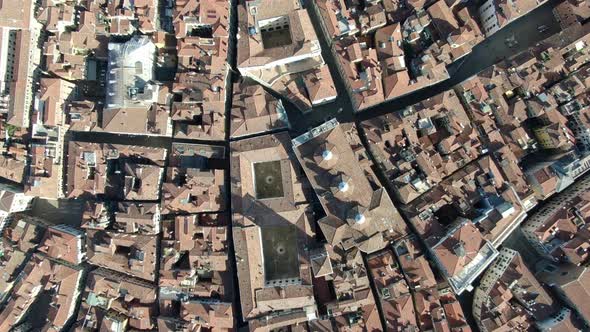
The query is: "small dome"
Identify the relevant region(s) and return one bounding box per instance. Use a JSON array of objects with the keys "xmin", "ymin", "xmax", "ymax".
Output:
[
  {"xmin": 331, "ymin": 173, "xmax": 353, "ymax": 196},
  {"xmin": 354, "ymin": 213, "xmax": 366, "ymax": 225},
  {"xmin": 338, "ymin": 180, "xmax": 349, "ymax": 192},
  {"xmin": 313, "ymin": 143, "xmax": 339, "ymax": 169},
  {"xmin": 346, "ymin": 205, "xmax": 369, "ymax": 227}
]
